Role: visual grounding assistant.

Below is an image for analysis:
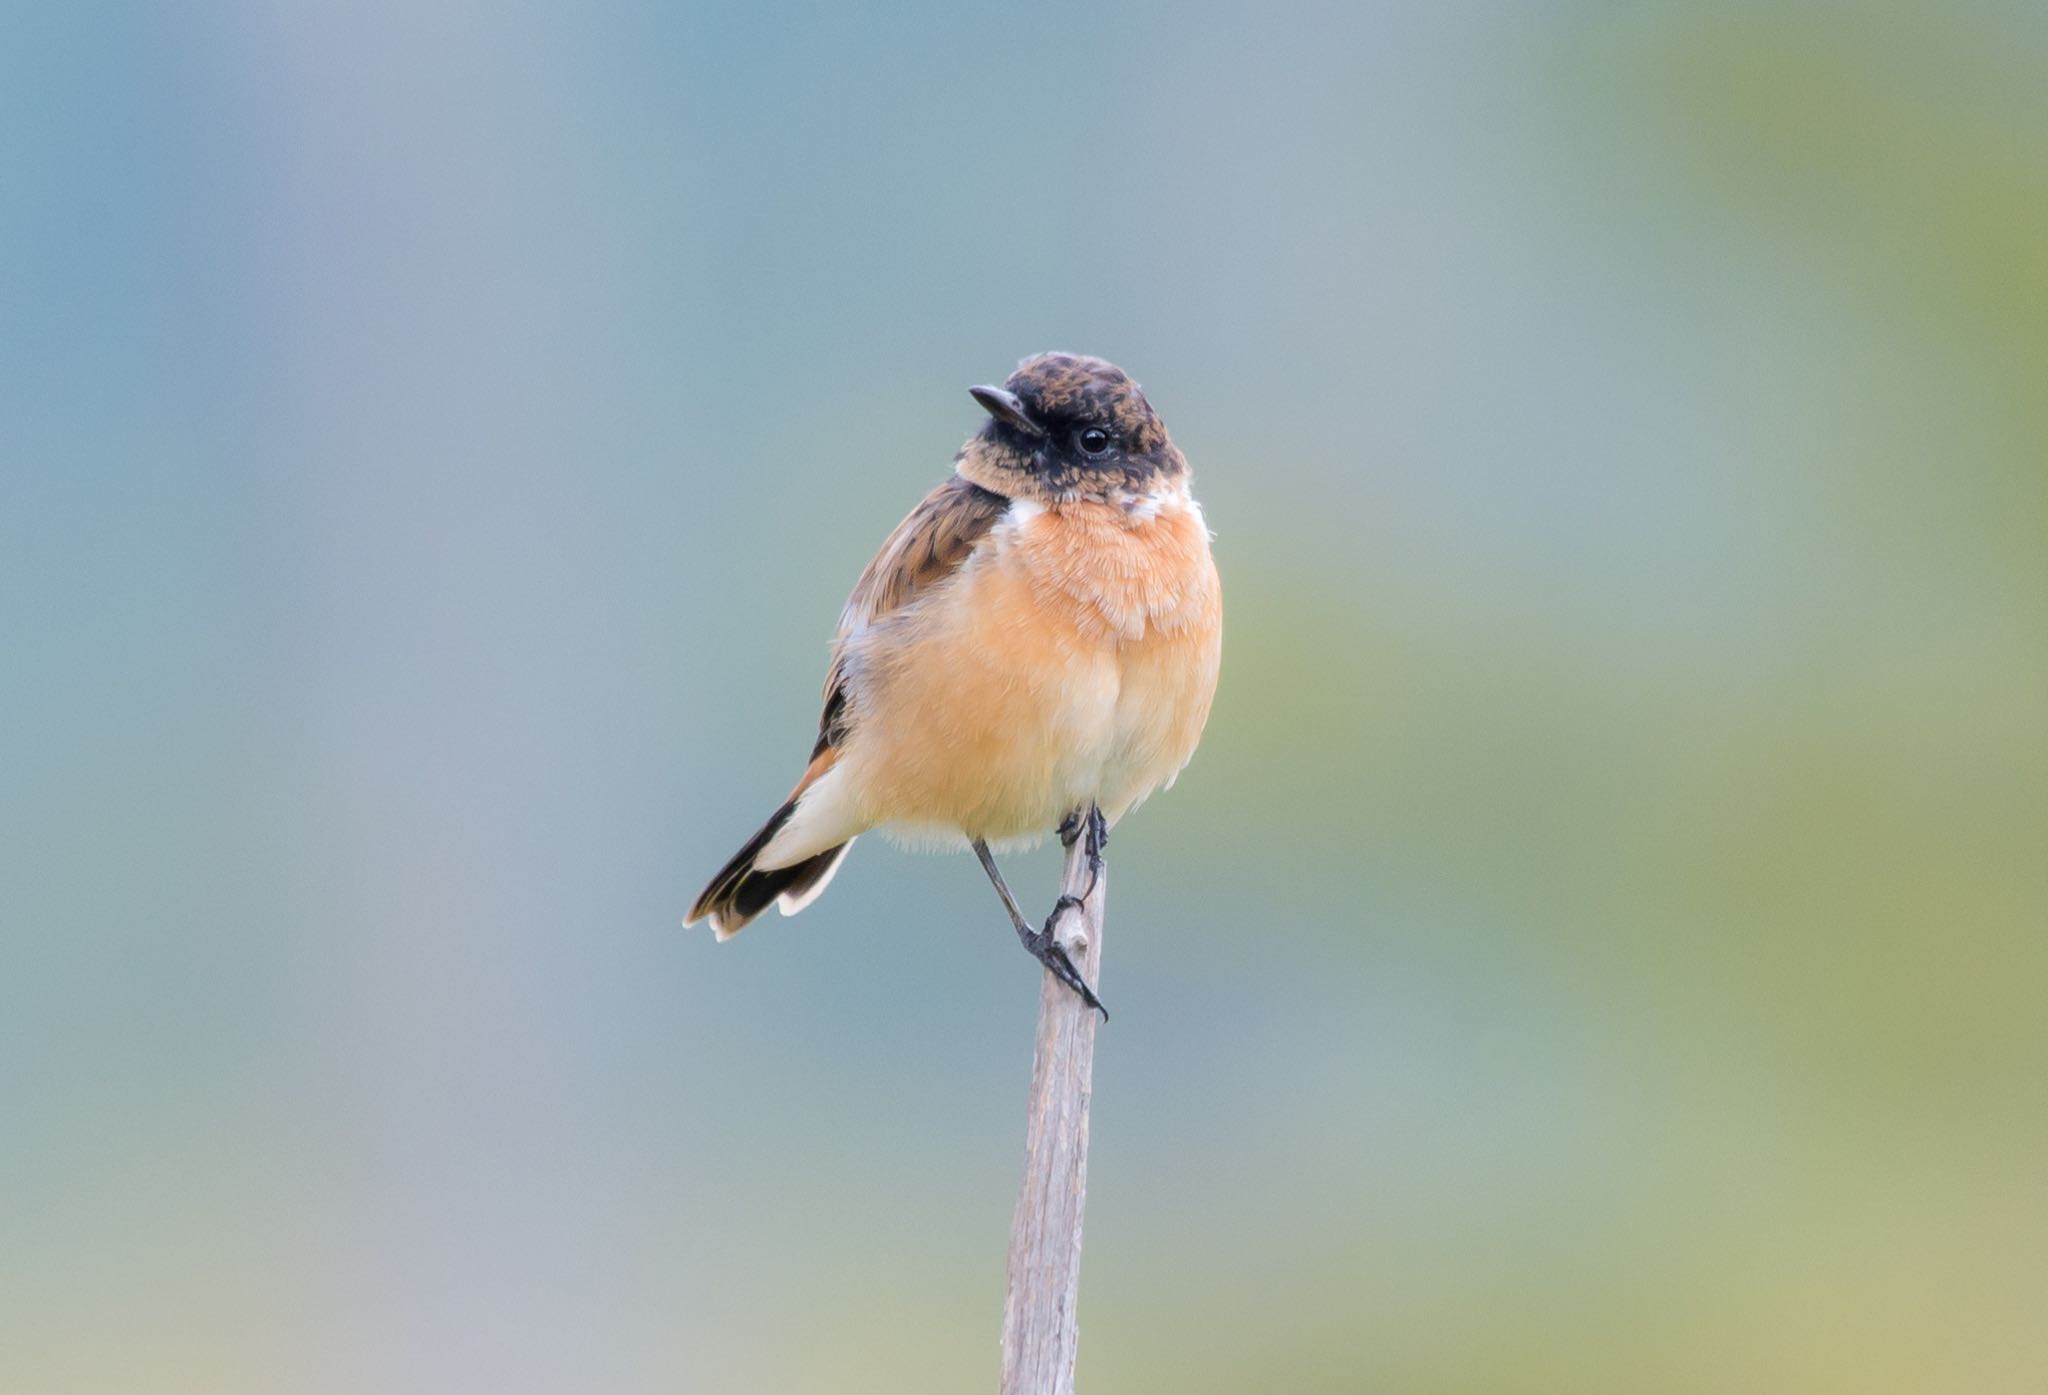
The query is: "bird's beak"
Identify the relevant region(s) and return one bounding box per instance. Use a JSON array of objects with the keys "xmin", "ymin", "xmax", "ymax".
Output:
[{"xmin": 969, "ymin": 385, "xmax": 1042, "ymax": 436}]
